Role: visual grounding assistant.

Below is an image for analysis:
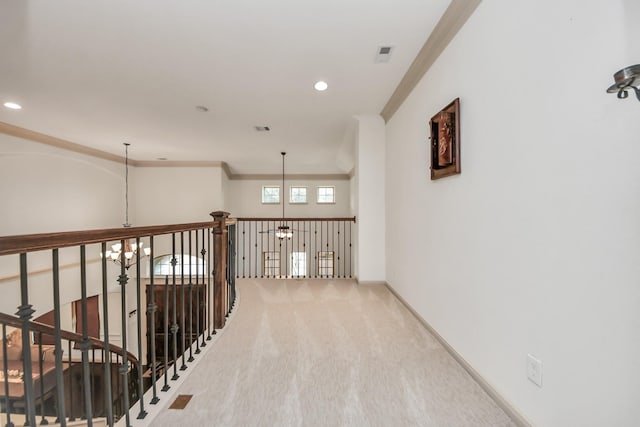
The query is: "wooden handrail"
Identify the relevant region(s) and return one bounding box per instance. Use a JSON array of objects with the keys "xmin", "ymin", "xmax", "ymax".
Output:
[
  {"xmin": 235, "ymin": 216, "xmax": 356, "ymax": 222},
  {"xmin": 0, "ymin": 221, "xmax": 217, "ymax": 256},
  {"xmin": 0, "ymin": 312, "xmax": 137, "ymax": 364}
]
